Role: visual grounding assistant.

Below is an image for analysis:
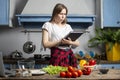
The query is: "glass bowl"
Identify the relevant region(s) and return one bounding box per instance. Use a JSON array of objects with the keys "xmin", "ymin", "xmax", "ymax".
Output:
[
  {"xmin": 18, "ymin": 60, "xmax": 35, "ymax": 69},
  {"xmin": 99, "ymin": 68, "xmax": 109, "ymax": 74}
]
